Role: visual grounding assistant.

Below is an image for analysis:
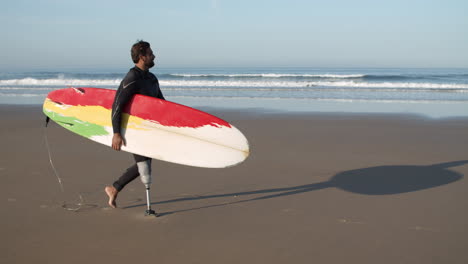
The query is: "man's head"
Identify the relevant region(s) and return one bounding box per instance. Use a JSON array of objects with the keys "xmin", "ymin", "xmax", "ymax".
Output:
[{"xmin": 131, "ymin": 40, "xmax": 155, "ymax": 69}]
